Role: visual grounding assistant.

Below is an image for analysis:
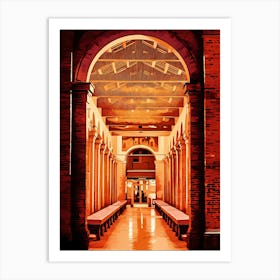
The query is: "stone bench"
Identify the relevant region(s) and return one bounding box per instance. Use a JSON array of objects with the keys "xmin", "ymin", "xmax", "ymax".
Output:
[
  {"xmin": 153, "ymin": 199, "xmax": 169, "ymax": 214},
  {"xmin": 154, "ymin": 200, "xmax": 189, "ymax": 240},
  {"xmin": 87, "ymin": 200, "xmax": 127, "ymax": 240},
  {"xmin": 112, "ymin": 200, "xmax": 127, "ymax": 214}
]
